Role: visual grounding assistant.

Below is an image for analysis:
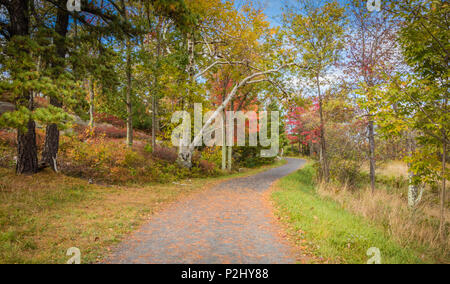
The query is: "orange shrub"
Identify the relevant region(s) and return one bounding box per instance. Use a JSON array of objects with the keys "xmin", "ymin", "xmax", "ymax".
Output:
[{"xmin": 199, "ymin": 160, "xmax": 216, "ymax": 174}]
